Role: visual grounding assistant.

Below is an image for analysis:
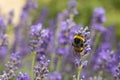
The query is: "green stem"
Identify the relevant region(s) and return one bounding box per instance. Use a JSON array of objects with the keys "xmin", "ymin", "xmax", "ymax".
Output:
[
  {"xmin": 98, "ymin": 70, "xmax": 104, "ymax": 79},
  {"xmin": 70, "ymin": 14, "xmax": 74, "ymax": 21},
  {"xmin": 77, "ymin": 65, "xmax": 83, "ymax": 80},
  {"xmin": 32, "ymin": 51, "xmax": 36, "ymax": 78},
  {"xmin": 98, "ymin": 71, "xmax": 103, "ymax": 76},
  {"xmin": 50, "ymin": 53, "xmax": 55, "ymax": 72},
  {"xmin": 64, "ymin": 75, "xmax": 69, "ymax": 80},
  {"xmin": 56, "ymin": 56, "xmax": 63, "ymax": 72}
]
